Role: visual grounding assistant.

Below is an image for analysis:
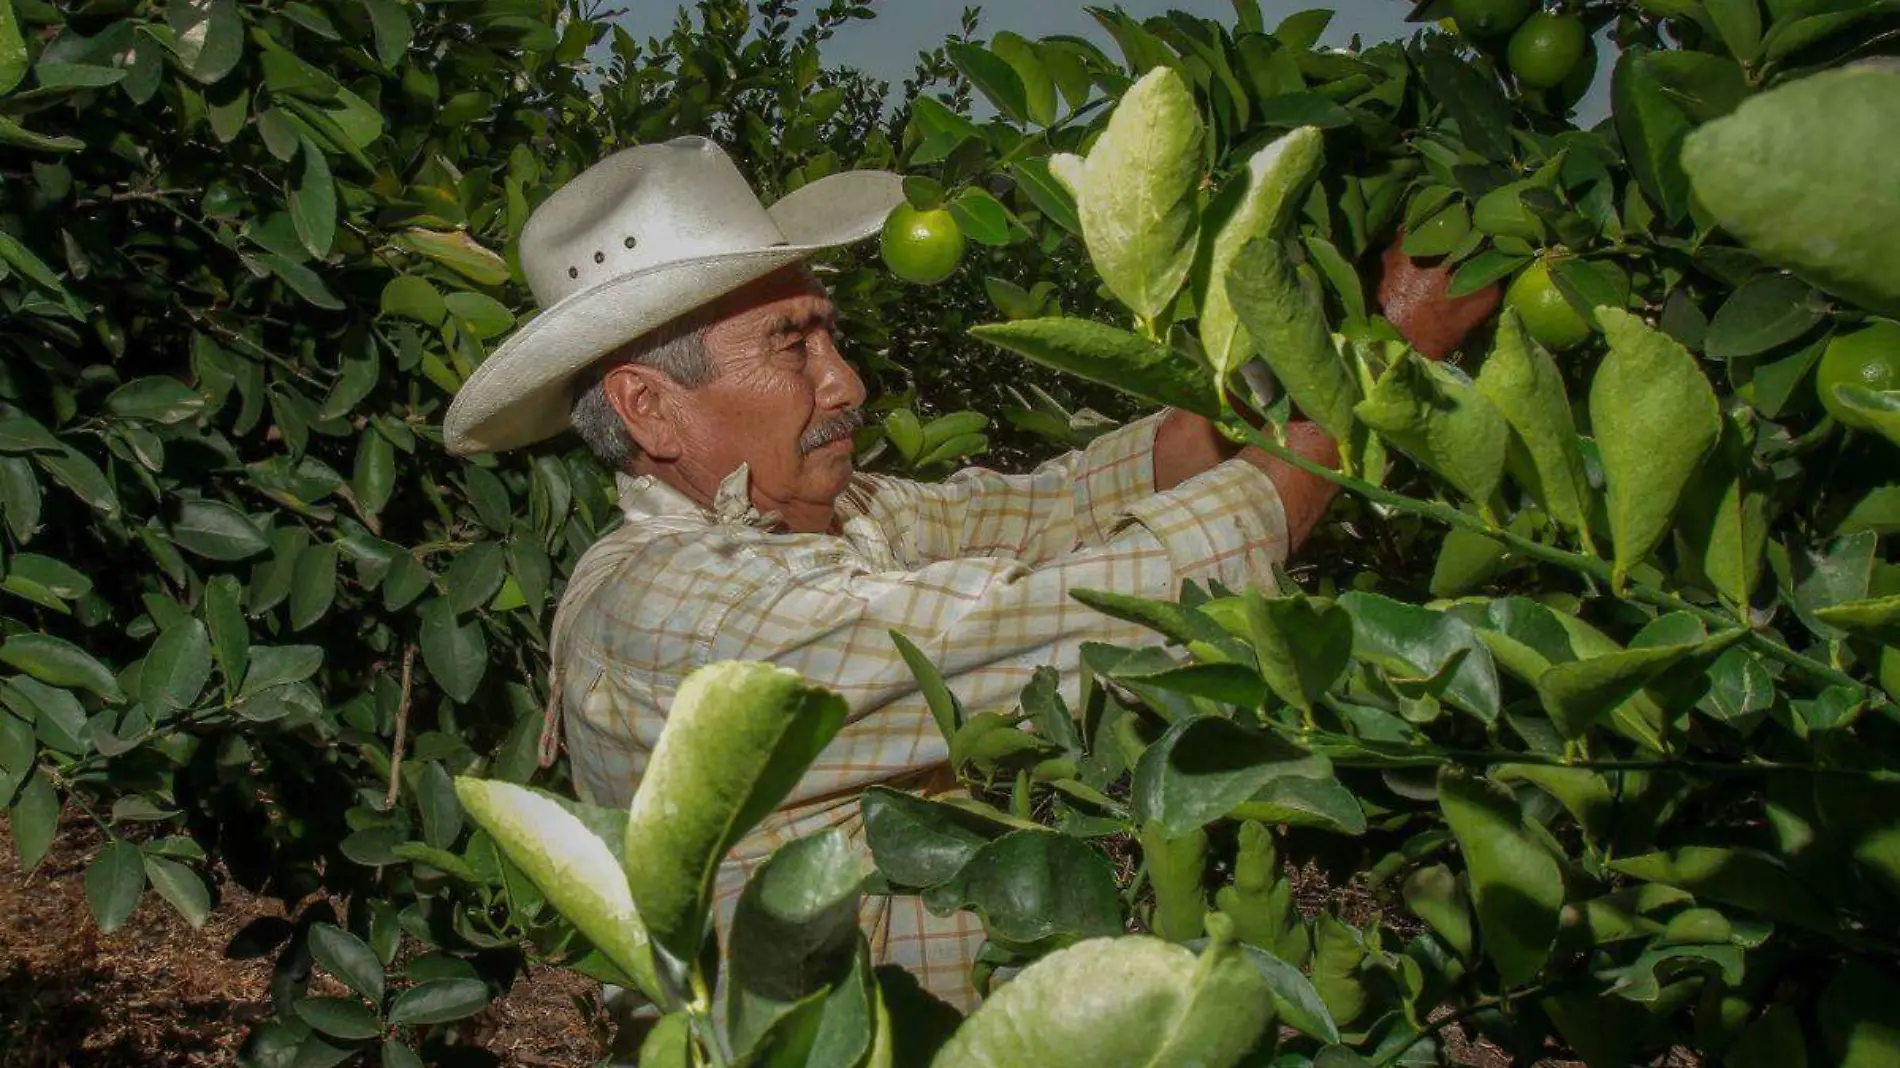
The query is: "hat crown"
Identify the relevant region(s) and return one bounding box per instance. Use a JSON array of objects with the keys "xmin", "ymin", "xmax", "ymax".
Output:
[{"xmin": 521, "ymin": 137, "xmax": 786, "ymax": 307}]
